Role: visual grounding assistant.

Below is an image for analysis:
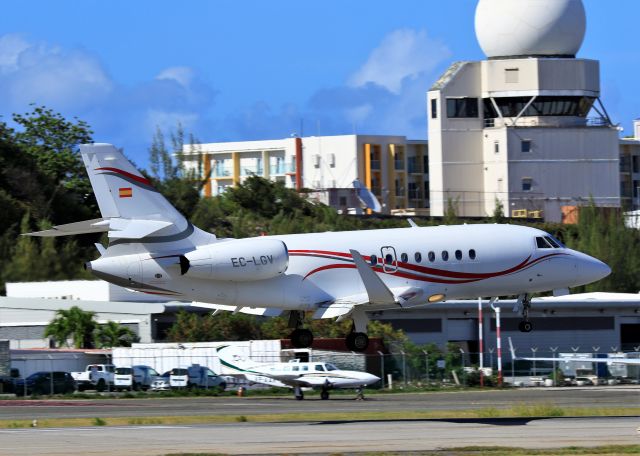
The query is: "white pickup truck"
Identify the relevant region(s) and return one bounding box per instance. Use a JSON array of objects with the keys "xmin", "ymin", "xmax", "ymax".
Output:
[{"xmin": 71, "ymin": 364, "xmax": 116, "ymax": 391}]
